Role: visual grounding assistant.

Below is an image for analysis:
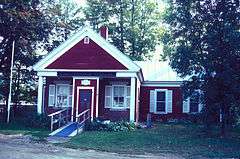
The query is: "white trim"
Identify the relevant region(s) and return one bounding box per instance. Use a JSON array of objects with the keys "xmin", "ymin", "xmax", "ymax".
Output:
[
  {"xmin": 73, "ymin": 77, "xmax": 99, "ymax": 119},
  {"xmin": 130, "ymin": 77, "xmax": 136, "ymax": 122},
  {"xmin": 116, "ymin": 72, "xmax": 137, "ymax": 78},
  {"xmin": 33, "ymin": 27, "xmax": 140, "ymax": 72},
  {"xmin": 37, "ymin": 76, "xmax": 43, "ymax": 114},
  {"xmin": 71, "ymin": 78, "xmax": 75, "ymax": 121},
  {"xmin": 73, "ymin": 76, "xmax": 100, "ymax": 80},
  {"xmin": 96, "ymin": 78, "xmax": 99, "ymax": 117},
  {"xmin": 154, "ymin": 89, "xmax": 168, "ymax": 114},
  {"xmin": 37, "ymin": 69, "xmax": 138, "ymax": 73},
  {"xmin": 76, "ymin": 86, "xmax": 94, "ymax": 121},
  {"xmin": 141, "ymin": 81, "xmax": 182, "ymax": 87},
  {"xmin": 37, "ymin": 71, "xmax": 57, "ymax": 77}
]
